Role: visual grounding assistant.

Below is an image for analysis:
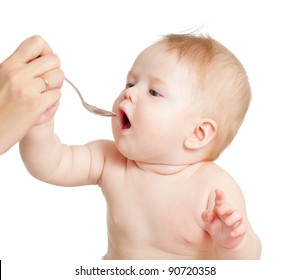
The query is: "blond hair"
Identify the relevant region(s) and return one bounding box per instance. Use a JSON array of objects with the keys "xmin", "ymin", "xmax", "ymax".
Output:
[{"xmin": 160, "ymin": 33, "xmax": 251, "ymax": 160}]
